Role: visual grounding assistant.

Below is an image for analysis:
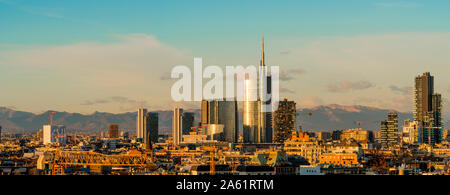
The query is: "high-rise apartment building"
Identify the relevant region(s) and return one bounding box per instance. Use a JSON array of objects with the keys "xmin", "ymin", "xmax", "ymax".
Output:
[
  {"xmin": 108, "ymin": 124, "xmax": 119, "ymax": 139},
  {"xmin": 273, "ymin": 98, "xmax": 296, "ymax": 143},
  {"xmin": 136, "ymin": 108, "xmax": 147, "ymax": 139},
  {"xmin": 380, "ymin": 112, "xmax": 398, "ymax": 148},
  {"xmin": 414, "ymin": 72, "xmax": 443, "ymax": 145},
  {"xmin": 145, "ymin": 112, "xmax": 158, "ymax": 144}
]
